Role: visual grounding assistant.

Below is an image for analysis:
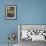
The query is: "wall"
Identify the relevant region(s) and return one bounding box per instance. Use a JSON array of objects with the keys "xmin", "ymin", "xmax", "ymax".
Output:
[{"xmin": 0, "ymin": 0, "xmax": 46, "ymax": 44}]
